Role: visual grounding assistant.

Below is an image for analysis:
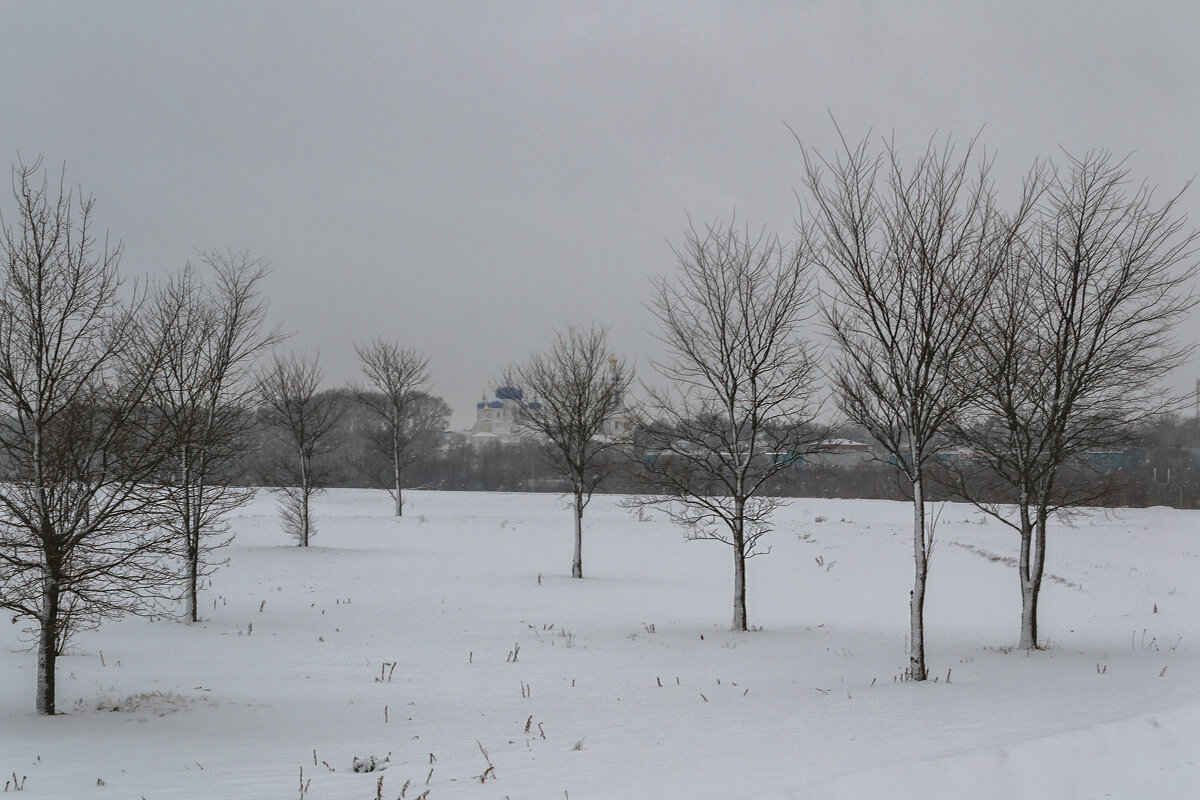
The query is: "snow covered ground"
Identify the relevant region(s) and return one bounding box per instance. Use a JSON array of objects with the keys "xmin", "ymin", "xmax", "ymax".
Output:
[{"xmin": 1, "ymin": 489, "xmax": 1197, "ymax": 799}]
